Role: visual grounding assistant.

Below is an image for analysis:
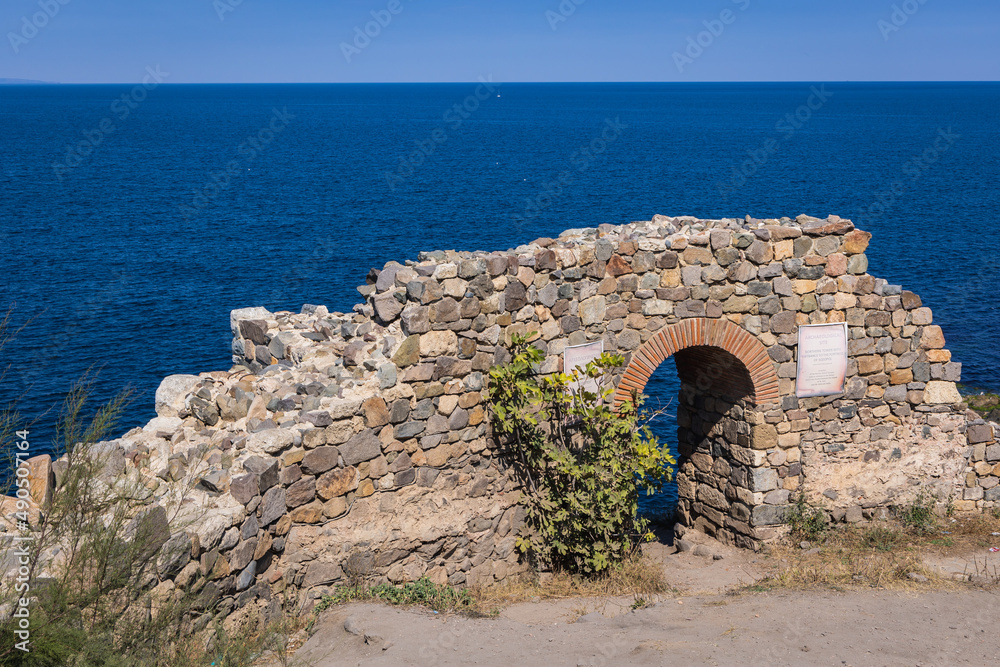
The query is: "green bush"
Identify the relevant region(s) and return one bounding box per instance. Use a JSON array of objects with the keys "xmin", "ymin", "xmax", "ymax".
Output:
[
  {"xmin": 894, "ymin": 491, "xmax": 937, "ymax": 533},
  {"xmin": 314, "ymin": 577, "xmax": 476, "ymax": 615},
  {"xmin": 486, "ymin": 334, "xmax": 674, "ymax": 575},
  {"xmin": 785, "ymin": 495, "xmax": 828, "ymax": 541}
]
